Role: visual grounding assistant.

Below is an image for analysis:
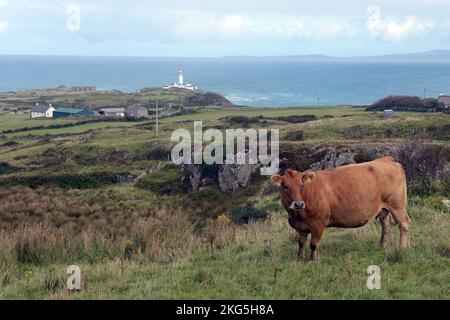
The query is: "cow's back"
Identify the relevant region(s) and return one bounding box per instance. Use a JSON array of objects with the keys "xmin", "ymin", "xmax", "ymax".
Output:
[{"xmin": 305, "ymin": 157, "xmax": 406, "ymax": 228}]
